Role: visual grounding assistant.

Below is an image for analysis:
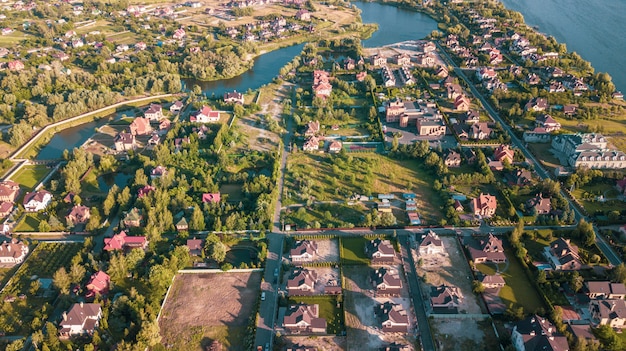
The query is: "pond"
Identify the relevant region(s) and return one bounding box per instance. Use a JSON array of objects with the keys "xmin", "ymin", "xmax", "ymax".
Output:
[{"xmin": 97, "ymin": 172, "xmax": 132, "ymax": 192}]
